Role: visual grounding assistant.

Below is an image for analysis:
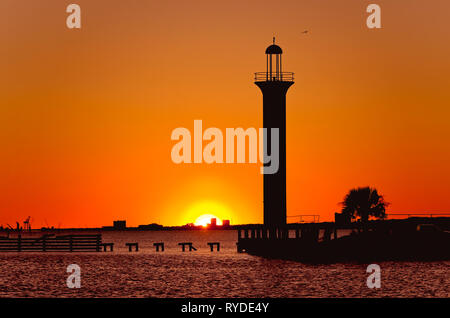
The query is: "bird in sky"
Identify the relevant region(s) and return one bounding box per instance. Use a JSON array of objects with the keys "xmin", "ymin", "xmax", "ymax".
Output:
[{"xmin": 301, "ymin": 30, "xmax": 309, "ymax": 34}]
